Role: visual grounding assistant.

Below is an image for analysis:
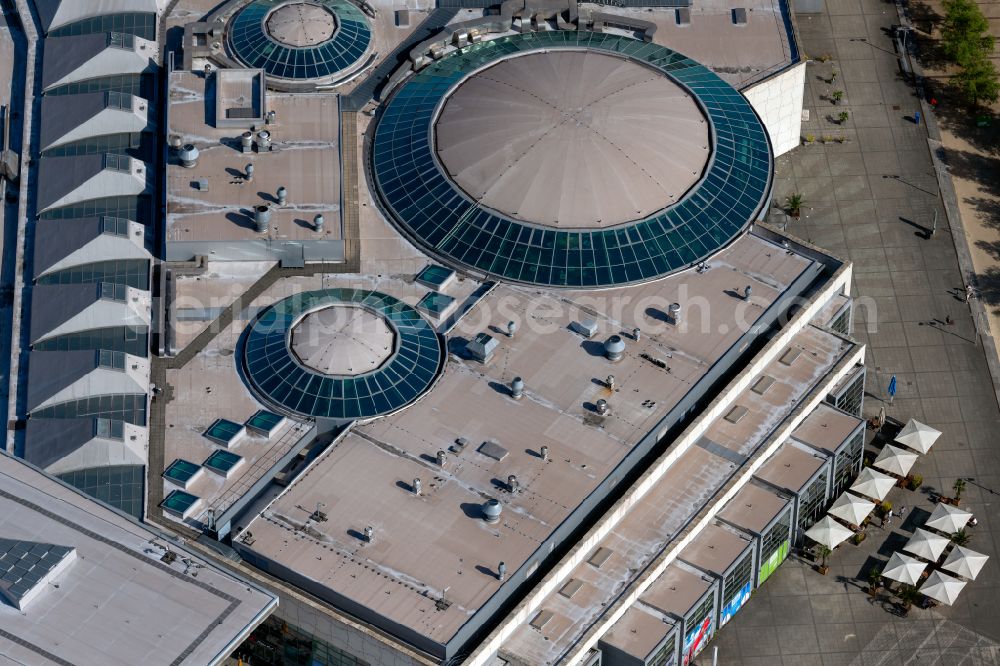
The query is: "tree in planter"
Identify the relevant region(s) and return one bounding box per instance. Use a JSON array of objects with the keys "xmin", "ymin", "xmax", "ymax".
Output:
[
  {"xmin": 953, "ymin": 478, "xmax": 967, "ymax": 504},
  {"xmin": 952, "ymin": 528, "xmax": 972, "ymax": 546},
  {"xmin": 868, "ymin": 567, "xmax": 883, "ymax": 595},
  {"xmin": 906, "ymin": 473, "xmax": 923, "ymax": 491},
  {"xmin": 953, "ymin": 56, "xmax": 1000, "ymax": 110},
  {"xmin": 785, "ymin": 193, "xmax": 804, "ymax": 219},
  {"xmin": 829, "ymin": 69, "xmax": 838, "ymax": 83},
  {"xmin": 897, "ymin": 583, "xmax": 921, "ymax": 612},
  {"xmin": 831, "ymin": 89, "xmax": 844, "ymax": 104},
  {"xmin": 816, "ymin": 545, "xmax": 832, "ymax": 574},
  {"xmin": 941, "ymin": 0, "xmax": 994, "ymax": 68},
  {"xmin": 838, "ymin": 111, "xmax": 850, "ymax": 124}
]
